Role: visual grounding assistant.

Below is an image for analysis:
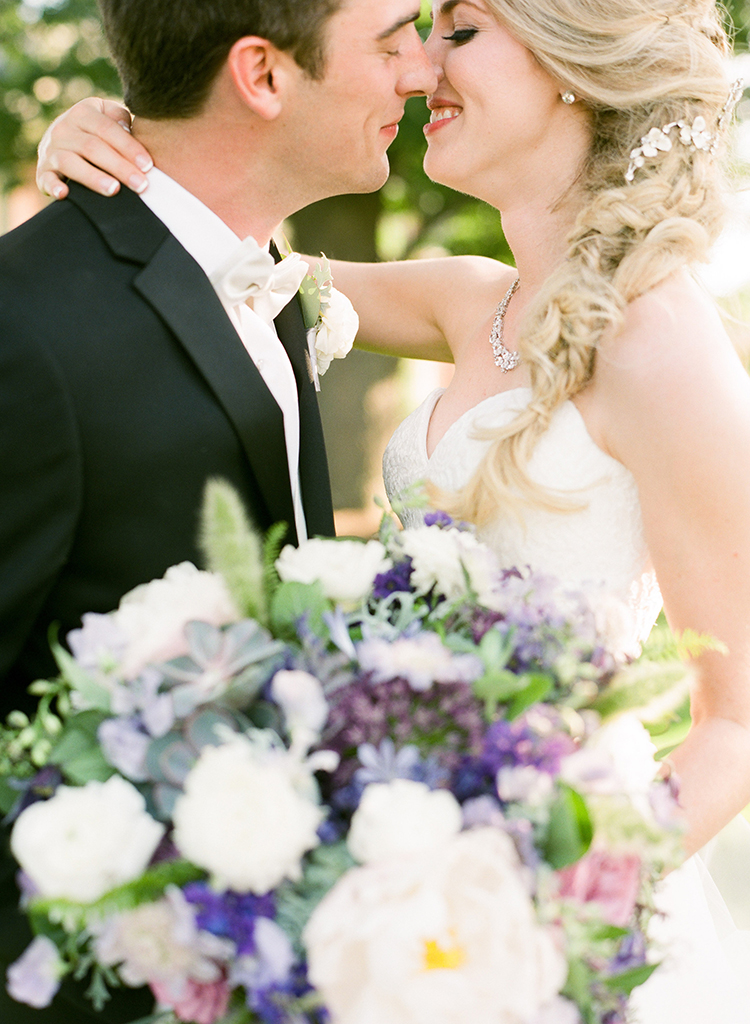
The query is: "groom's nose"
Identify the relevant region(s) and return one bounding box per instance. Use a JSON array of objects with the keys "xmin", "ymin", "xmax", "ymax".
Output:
[{"xmin": 397, "ymin": 26, "xmax": 439, "ymax": 96}]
